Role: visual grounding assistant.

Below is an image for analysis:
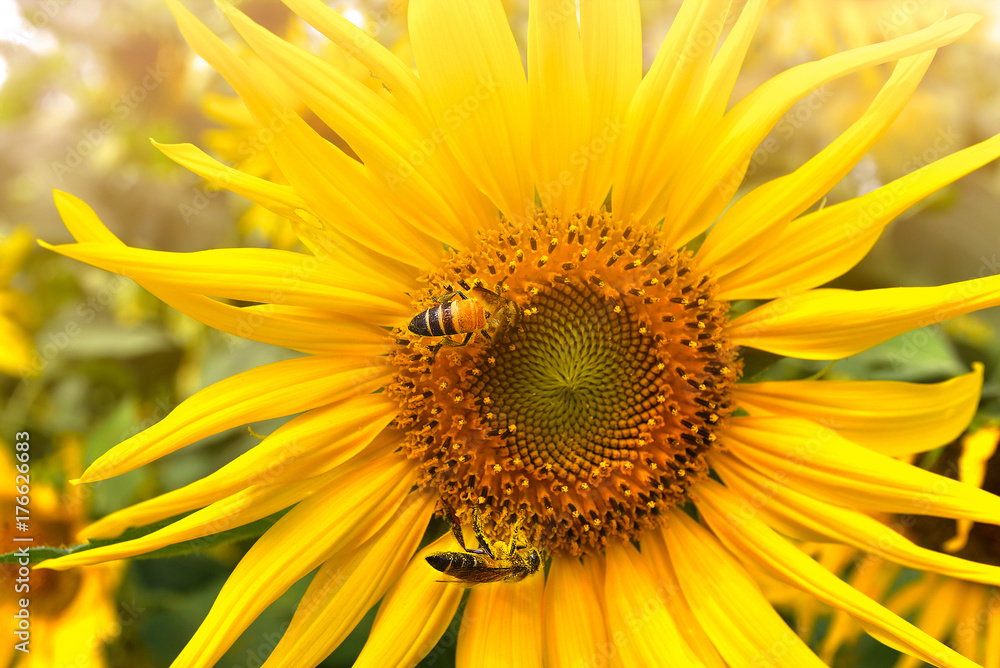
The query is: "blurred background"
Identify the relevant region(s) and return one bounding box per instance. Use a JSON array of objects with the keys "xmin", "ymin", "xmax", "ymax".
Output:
[{"xmin": 1, "ymin": 0, "xmax": 999, "ymax": 666}]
